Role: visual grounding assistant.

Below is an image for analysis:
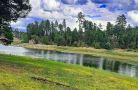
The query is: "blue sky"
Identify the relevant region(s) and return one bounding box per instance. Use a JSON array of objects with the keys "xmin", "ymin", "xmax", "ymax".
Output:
[{"xmin": 11, "ymin": 0, "xmax": 138, "ymax": 31}]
